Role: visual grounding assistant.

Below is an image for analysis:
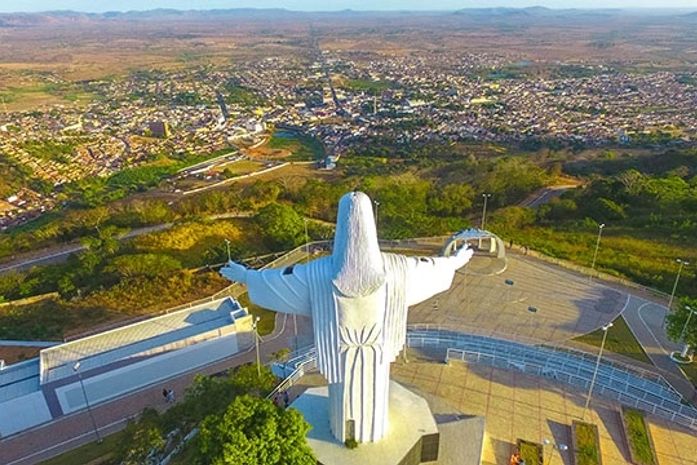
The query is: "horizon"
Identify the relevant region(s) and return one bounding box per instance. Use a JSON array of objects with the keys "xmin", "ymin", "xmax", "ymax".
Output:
[{"xmin": 2, "ymin": 1, "xmax": 697, "ymax": 14}]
